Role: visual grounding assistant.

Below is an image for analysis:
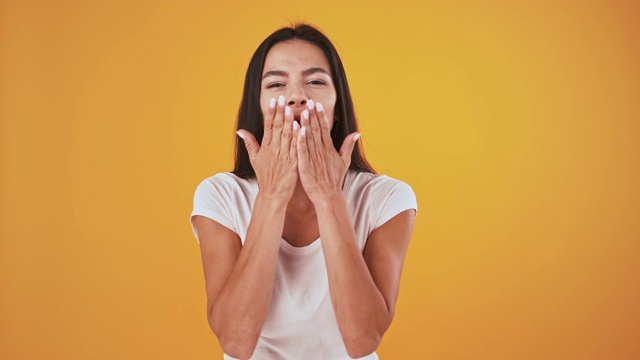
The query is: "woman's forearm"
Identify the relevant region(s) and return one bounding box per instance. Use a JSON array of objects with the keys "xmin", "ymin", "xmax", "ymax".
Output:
[
  {"xmin": 209, "ymin": 194, "xmax": 287, "ymax": 358},
  {"xmin": 314, "ymin": 193, "xmax": 392, "ymax": 358}
]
